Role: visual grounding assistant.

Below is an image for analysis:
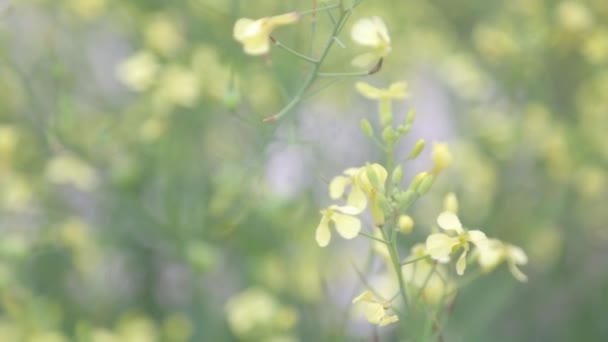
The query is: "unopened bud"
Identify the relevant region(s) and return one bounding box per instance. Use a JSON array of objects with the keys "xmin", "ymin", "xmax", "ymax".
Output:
[
  {"xmin": 382, "ymin": 126, "xmax": 397, "ymax": 145},
  {"xmin": 379, "ymin": 99, "xmax": 393, "ymax": 127},
  {"xmin": 409, "ymin": 139, "xmax": 425, "ymax": 159},
  {"xmin": 443, "ymin": 192, "xmax": 459, "ymax": 213},
  {"xmin": 408, "ymin": 172, "xmax": 428, "ymax": 191},
  {"xmin": 416, "ymin": 173, "xmax": 435, "ymax": 195},
  {"xmin": 392, "ymin": 165, "xmax": 403, "ymax": 186},
  {"xmin": 406, "ymin": 108, "xmax": 416, "ymax": 125},
  {"xmin": 431, "ymin": 142, "xmax": 452, "ymax": 173},
  {"xmin": 360, "ymin": 118, "xmax": 374, "ymax": 138},
  {"xmin": 398, "ymin": 215, "xmax": 414, "ymax": 234}
]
